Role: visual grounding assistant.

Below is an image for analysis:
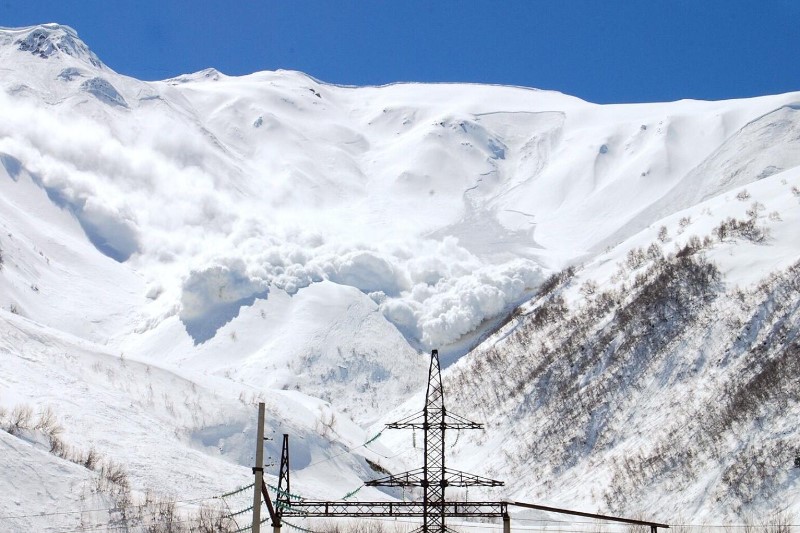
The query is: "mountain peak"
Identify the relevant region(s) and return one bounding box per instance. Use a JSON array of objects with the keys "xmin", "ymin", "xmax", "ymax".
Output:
[{"xmin": 2, "ymin": 23, "xmax": 103, "ymax": 69}]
